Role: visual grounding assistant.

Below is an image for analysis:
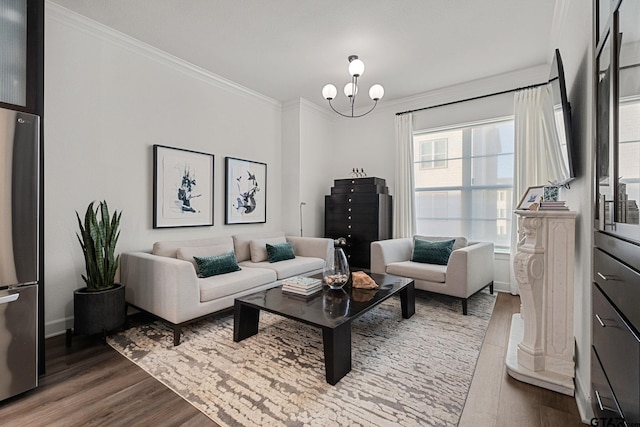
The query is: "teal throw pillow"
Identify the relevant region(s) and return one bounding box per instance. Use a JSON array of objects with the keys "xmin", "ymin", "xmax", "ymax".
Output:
[
  {"xmin": 411, "ymin": 238, "xmax": 455, "ymax": 265},
  {"xmin": 194, "ymin": 252, "xmax": 241, "ymax": 278},
  {"xmin": 266, "ymin": 242, "xmax": 295, "ymax": 263}
]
